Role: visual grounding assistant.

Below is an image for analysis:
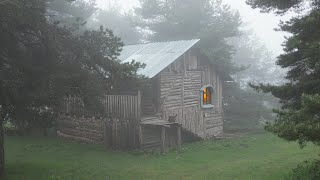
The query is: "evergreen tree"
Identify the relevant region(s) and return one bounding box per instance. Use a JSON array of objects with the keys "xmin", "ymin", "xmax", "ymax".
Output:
[
  {"xmin": 47, "ymin": 0, "xmax": 97, "ymax": 26},
  {"xmin": 246, "ymin": 0, "xmax": 320, "ymax": 146},
  {"xmin": 134, "ymin": 0, "xmax": 242, "ymax": 77},
  {"xmin": 0, "ymin": 0, "xmax": 143, "ymax": 177}
]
